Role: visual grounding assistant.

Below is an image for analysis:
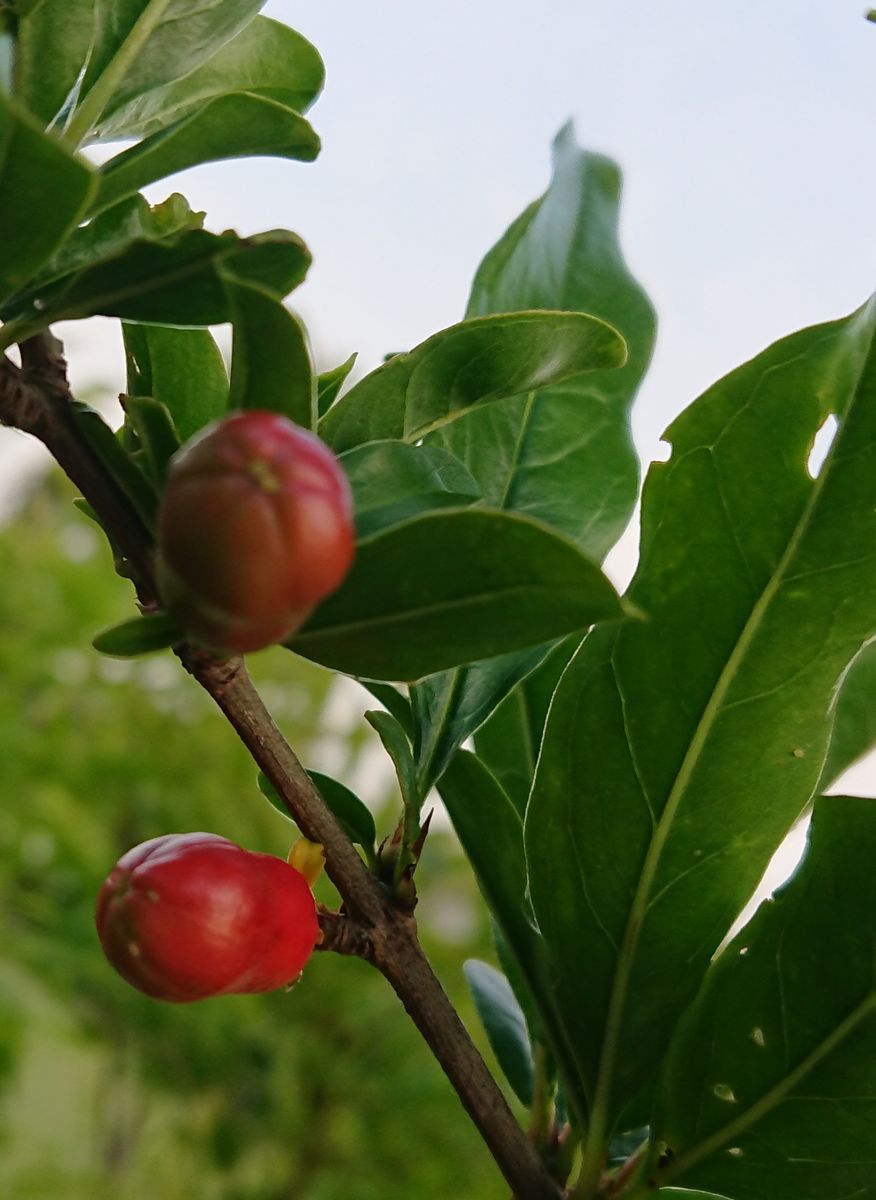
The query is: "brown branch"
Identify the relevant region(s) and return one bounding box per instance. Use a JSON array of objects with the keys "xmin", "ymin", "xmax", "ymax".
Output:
[{"xmin": 0, "ymin": 330, "xmax": 564, "ymax": 1200}]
